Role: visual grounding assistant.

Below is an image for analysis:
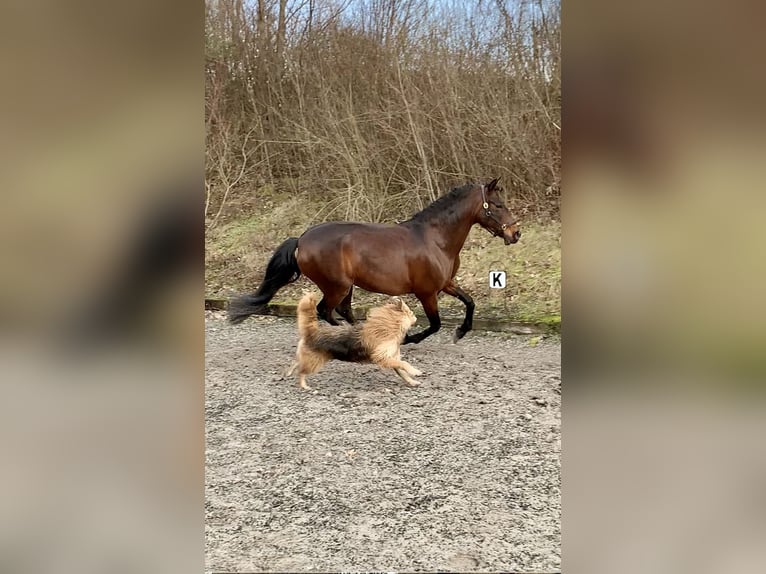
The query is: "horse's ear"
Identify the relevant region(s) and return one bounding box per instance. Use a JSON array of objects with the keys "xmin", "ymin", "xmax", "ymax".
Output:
[{"xmin": 486, "ymin": 177, "xmax": 500, "ymax": 192}]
